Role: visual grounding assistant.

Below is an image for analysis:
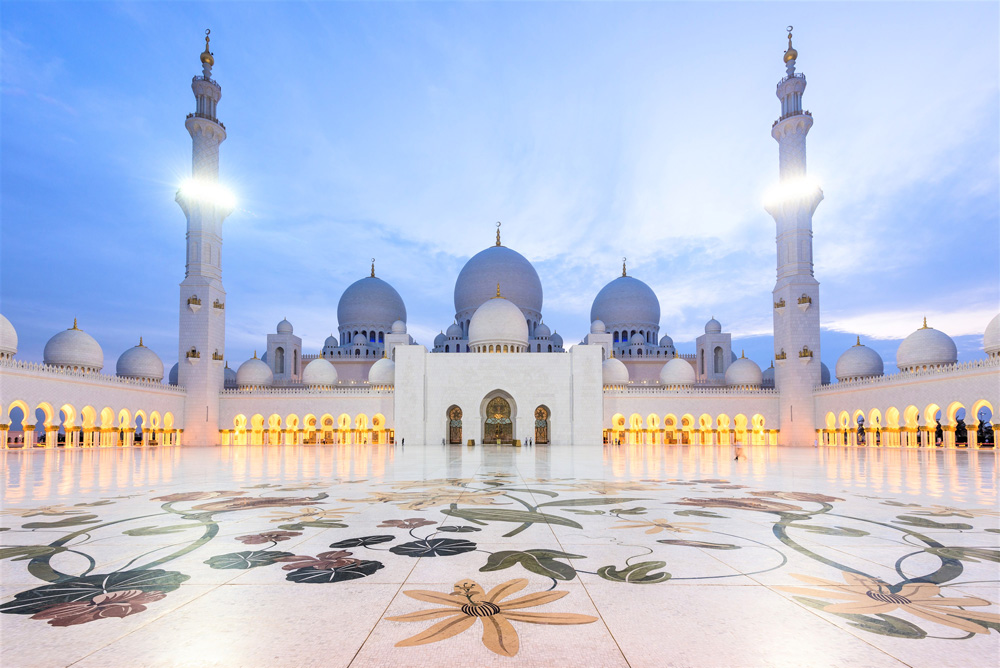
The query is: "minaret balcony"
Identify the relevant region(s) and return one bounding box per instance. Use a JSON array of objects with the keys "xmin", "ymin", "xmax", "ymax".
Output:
[
  {"xmin": 186, "ymin": 112, "xmax": 225, "ymax": 129},
  {"xmin": 772, "ymin": 110, "xmax": 811, "ymax": 128}
]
